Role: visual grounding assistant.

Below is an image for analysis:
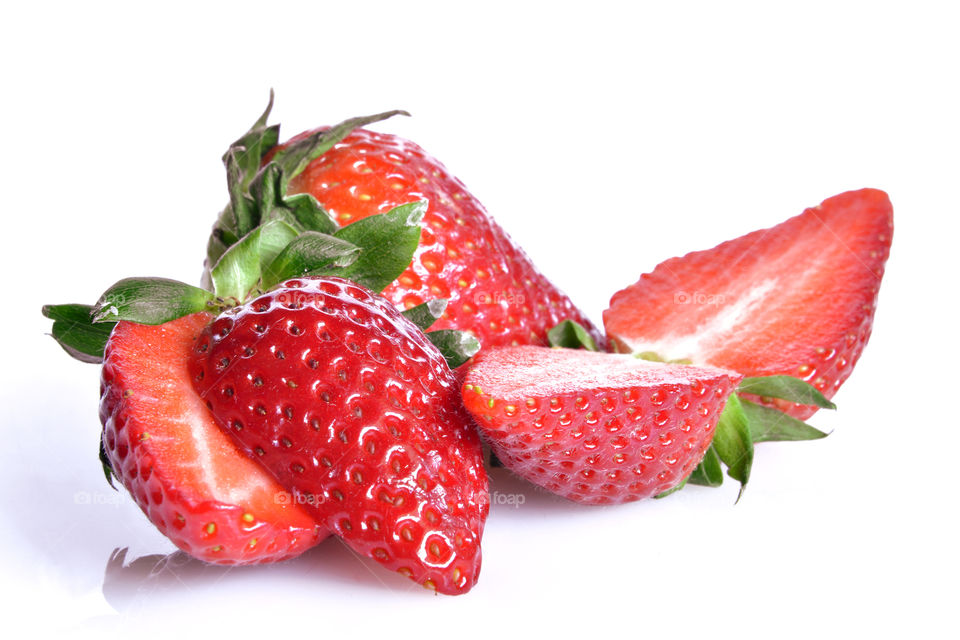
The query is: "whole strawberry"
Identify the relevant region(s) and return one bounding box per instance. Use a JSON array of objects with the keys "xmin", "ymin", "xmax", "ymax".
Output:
[
  {"xmin": 463, "ymin": 345, "xmax": 743, "ymax": 503},
  {"xmin": 188, "ymin": 277, "xmax": 489, "ymax": 594},
  {"xmin": 604, "ymin": 188, "xmax": 893, "ymax": 419},
  {"xmin": 205, "ymin": 94, "xmax": 602, "ymax": 352}
]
